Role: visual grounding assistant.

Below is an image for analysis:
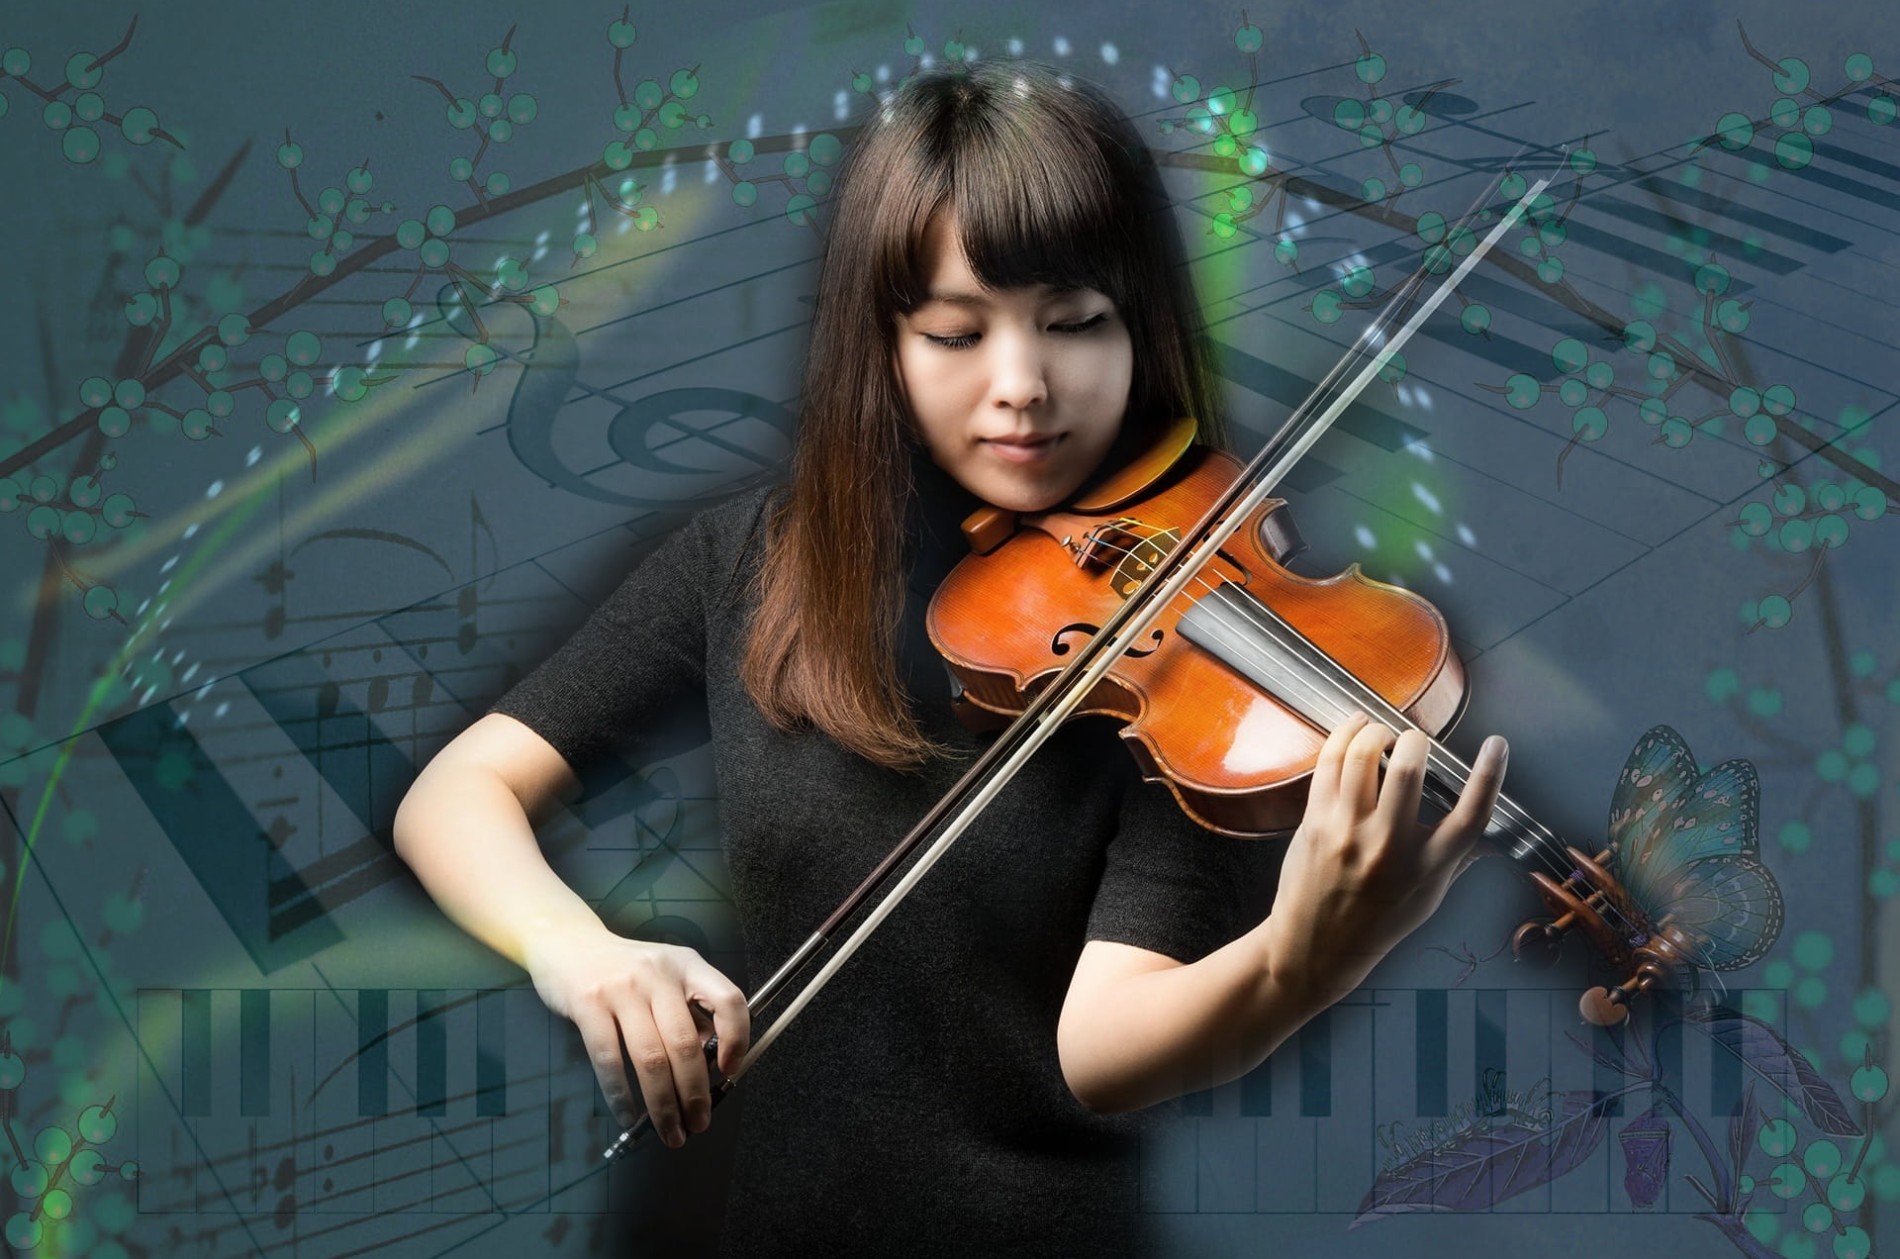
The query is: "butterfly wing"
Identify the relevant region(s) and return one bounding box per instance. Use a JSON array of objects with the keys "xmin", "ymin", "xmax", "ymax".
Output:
[
  {"xmin": 1607, "ymin": 726, "xmax": 1701, "ymax": 876},
  {"xmin": 1650, "ymin": 854, "xmax": 1785, "ymax": 970},
  {"xmin": 1606, "ymin": 725, "xmax": 1781, "ymax": 971},
  {"xmin": 1621, "ymin": 756, "xmax": 1762, "ymax": 912}
]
